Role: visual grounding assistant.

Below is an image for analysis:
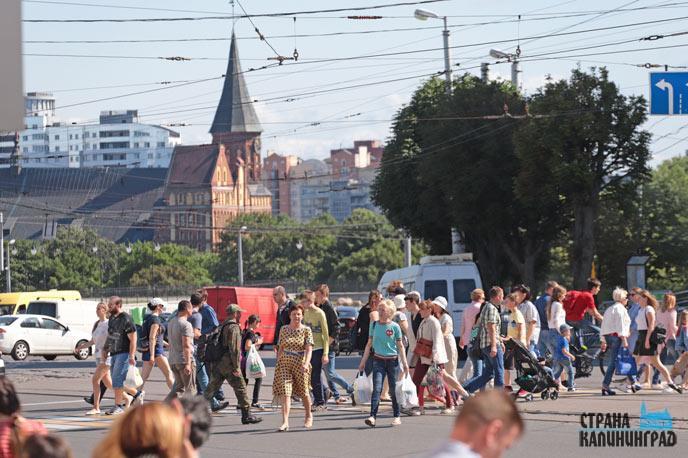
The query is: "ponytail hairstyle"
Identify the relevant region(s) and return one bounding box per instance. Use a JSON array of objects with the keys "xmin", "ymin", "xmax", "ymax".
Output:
[{"xmin": 547, "ymin": 286, "xmax": 567, "ymax": 322}]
